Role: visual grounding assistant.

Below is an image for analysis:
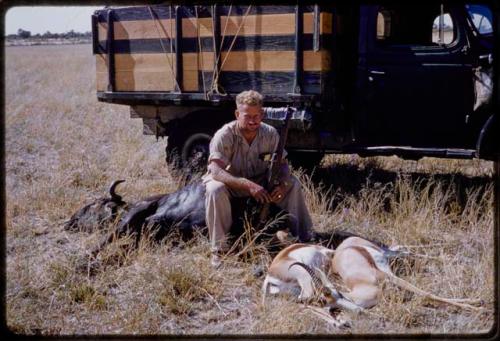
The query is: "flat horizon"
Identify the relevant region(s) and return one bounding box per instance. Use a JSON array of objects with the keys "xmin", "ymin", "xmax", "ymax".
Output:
[{"xmin": 5, "ymin": 6, "xmax": 103, "ymax": 35}]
